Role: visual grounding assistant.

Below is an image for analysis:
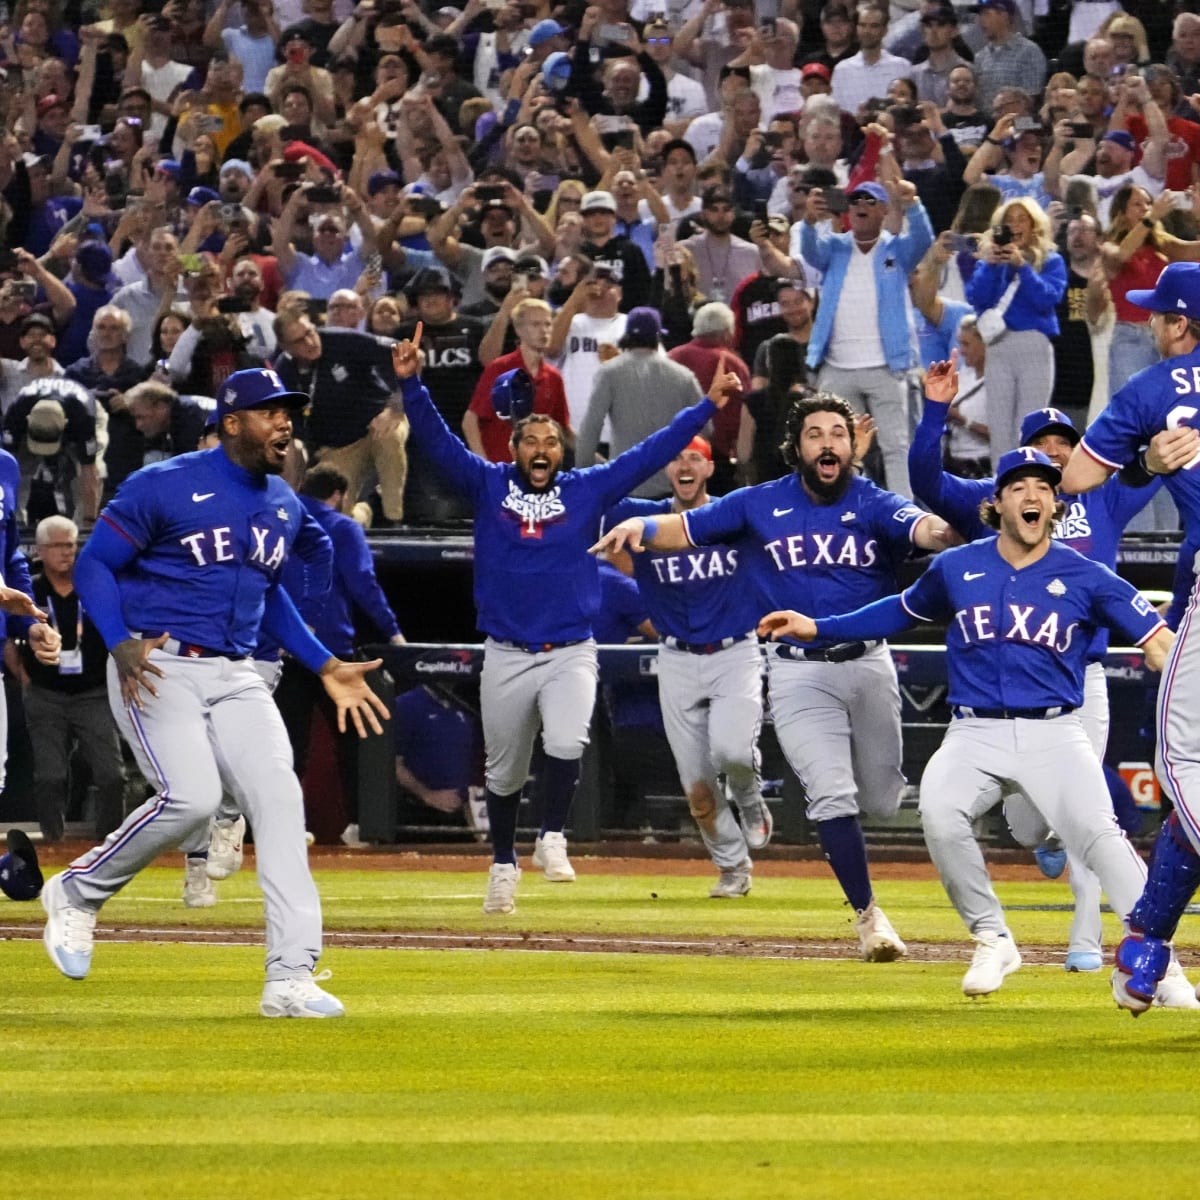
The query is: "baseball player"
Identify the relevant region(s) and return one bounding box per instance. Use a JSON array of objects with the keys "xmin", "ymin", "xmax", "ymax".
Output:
[
  {"xmin": 909, "ymin": 373, "xmax": 1165, "ymax": 974},
  {"xmin": 593, "ymin": 392, "xmax": 956, "ymax": 961},
  {"xmin": 759, "ymin": 447, "xmax": 1174, "ymax": 997},
  {"xmin": 39, "ymin": 368, "xmax": 391, "ymax": 1019},
  {"xmin": 1059, "ymin": 262, "xmax": 1200, "ymax": 1015},
  {"xmin": 603, "ymin": 436, "xmax": 771, "ymax": 899},
  {"xmin": 391, "ymin": 326, "xmax": 739, "ymax": 914}
]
